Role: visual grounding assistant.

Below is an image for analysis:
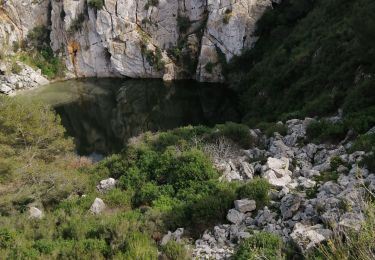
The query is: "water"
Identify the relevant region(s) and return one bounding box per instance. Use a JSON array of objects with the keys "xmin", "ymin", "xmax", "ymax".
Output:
[{"xmin": 18, "ymin": 78, "xmax": 240, "ymax": 155}]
